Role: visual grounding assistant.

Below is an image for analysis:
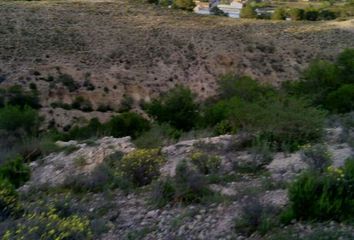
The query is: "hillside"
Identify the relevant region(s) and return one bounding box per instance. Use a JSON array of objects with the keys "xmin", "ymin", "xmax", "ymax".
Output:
[{"xmin": 0, "ymin": 0, "xmax": 354, "ymax": 127}]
